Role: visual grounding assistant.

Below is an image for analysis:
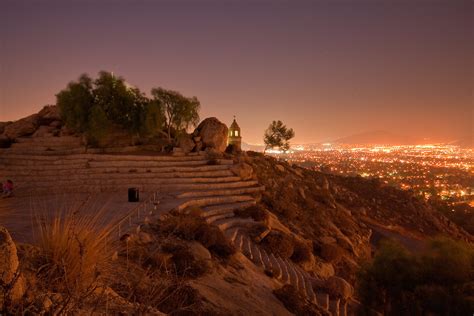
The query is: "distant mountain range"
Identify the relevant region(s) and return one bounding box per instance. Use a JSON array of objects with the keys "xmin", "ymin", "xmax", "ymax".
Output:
[
  {"xmin": 332, "ymin": 130, "xmax": 422, "ymax": 146},
  {"xmin": 450, "ymin": 136, "xmax": 473, "ymax": 149},
  {"xmin": 242, "ymin": 130, "xmax": 473, "ymax": 151}
]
